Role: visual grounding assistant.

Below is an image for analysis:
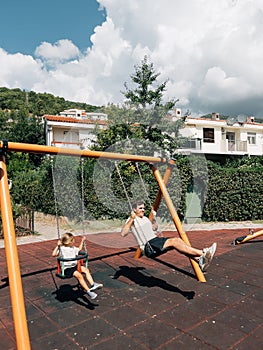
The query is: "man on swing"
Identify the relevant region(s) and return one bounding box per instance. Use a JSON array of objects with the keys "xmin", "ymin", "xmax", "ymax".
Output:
[{"xmin": 121, "ymin": 200, "xmax": 217, "ymax": 272}]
